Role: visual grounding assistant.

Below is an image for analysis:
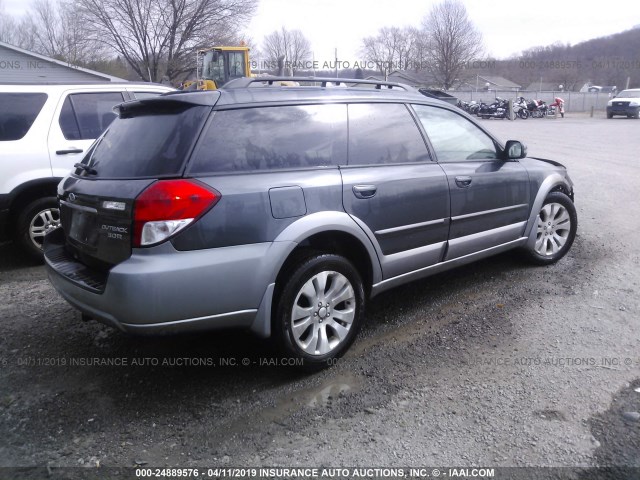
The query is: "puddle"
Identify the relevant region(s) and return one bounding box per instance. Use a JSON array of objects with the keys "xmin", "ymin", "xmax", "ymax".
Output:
[
  {"xmin": 262, "ymin": 372, "xmax": 363, "ymax": 420},
  {"xmin": 223, "ymin": 373, "xmax": 364, "ymax": 436}
]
